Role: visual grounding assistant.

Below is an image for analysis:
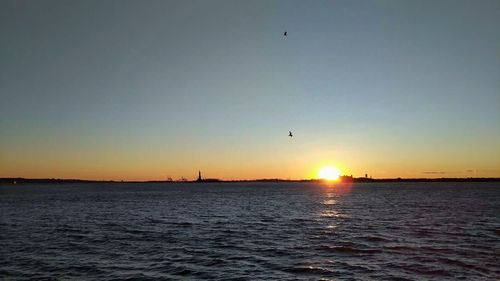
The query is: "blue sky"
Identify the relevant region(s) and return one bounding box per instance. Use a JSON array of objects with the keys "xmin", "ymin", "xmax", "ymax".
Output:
[{"xmin": 1, "ymin": 0, "xmax": 499, "ymax": 180}]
